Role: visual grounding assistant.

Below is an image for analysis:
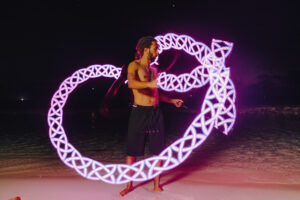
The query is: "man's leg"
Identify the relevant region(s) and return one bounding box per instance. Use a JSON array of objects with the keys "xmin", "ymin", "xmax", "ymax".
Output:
[
  {"xmin": 153, "ymin": 157, "xmax": 163, "ymax": 192},
  {"xmin": 150, "ymin": 107, "xmax": 164, "ymax": 192},
  {"xmin": 120, "ymin": 155, "xmax": 136, "ymax": 196}
]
